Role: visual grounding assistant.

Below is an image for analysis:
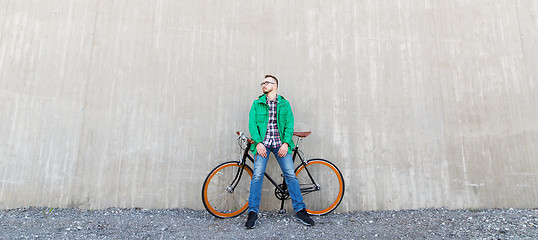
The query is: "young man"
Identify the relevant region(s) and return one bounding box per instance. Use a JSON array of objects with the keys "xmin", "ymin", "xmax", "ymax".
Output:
[{"xmin": 245, "ymin": 74, "xmax": 315, "ymax": 229}]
